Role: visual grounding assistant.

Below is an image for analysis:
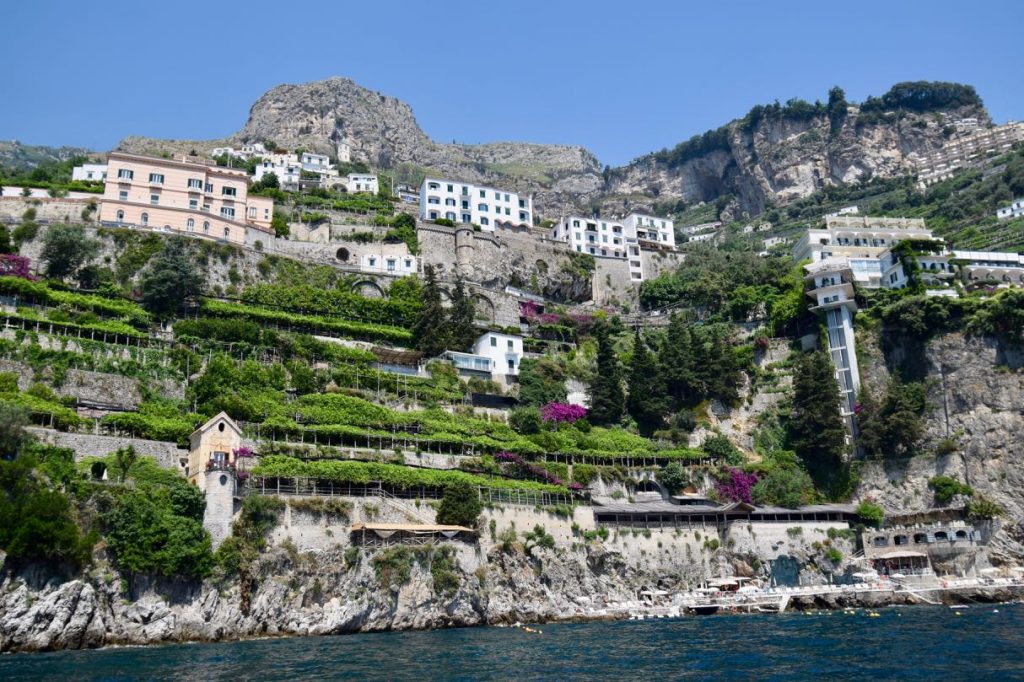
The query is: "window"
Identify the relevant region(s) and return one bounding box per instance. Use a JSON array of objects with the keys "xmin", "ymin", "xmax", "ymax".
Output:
[
  {"xmin": 428, "ymin": 182, "xmax": 439, "ymax": 190},
  {"xmin": 480, "ymin": 217, "xmax": 489, "ymax": 226},
  {"xmin": 445, "ymin": 212, "xmax": 456, "ymax": 221},
  {"xmin": 479, "ymin": 189, "xmax": 485, "ymax": 198},
  {"xmin": 189, "ymin": 199, "xmax": 198, "ymax": 209},
  {"xmin": 140, "ymin": 212, "xmax": 149, "ymax": 226},
  {"xmin": 221, "ymin": 207, "xmax": 235, "ymax": 219},
  {"xmin": 150, "ymin": 194, "xmax": 159, "ymax": 205},
  {"xmin": 505, "ymin": 208, "xmax": 510, "ymax": 215},
  {"xmin": 387, "ymin": 259, "xmax": 396, "ymax": 272},
  {"xmin": 490, "ymin": 337, "xmax": 497, "ymax": 347},
  {"xmin": 186, "ymin": 218, "xmax": 194, "ymax": 231},
  {"xmin": 572, "ymin": 220, "xmax": 580, "ymax": 228},
  {"xmin": 504, "ymin": 194, "xmax": 510, "ymax": 202},
  {"xmin": 428, "ymin": 196, "xmax": 440, "ymax": 204},
  {"xmin": 602, "ymin": 235, "xmax": 608, "ymax": 243},
  {"xmin": 507, "ymin": 340, "xmax": 513, "ymax": 350},
  {"xmin": 116, "ymin": 210, "xmax": 124, "ymax": 222},
  {"xmin": 119, "ymin": 190, "xmax": 128, "ymax": 201},
  {"xmin": 224, "ymin": 227, "xmax": 230, "ymax": 238},
  {"xmin": 368, "ymin": 257, "xmax": 376, "ymax": 267},
  {"xmin": 205, "ymin": 183, "xmax": 214, "ymax": 193},
  {"xmin": 248, "ymin": 207, "xmax": 257, "ymax": 218},
  {"xmin": 446, "ymin": 184, "xmax": 453, "ymax": 192},
  {"xmin": 478, "ymin": 204, "xmax": 488, "ymax": 212},
  {"xmin": 519, "ymin": 211, "xmax": 528, "ymax": 221},
  {"xmin": 203, "ymin": 221, "xmax": 209, "ymax": 232},
  {"xmin": 445, "ymin": 198, "xmax": 456, "ymax": 206},
  {"xmin": 222, "ymin": 186, "xmax": 237, "ymax": 197},
  {"xmin": 149, "ymin": 173, "xmax": 164, "ymax": 184},
  {"xmin": 188, "ymin": 178, "xmax": 203, "ymax": 190},
  {"xmin": 202, "ymin": 204, "xmax": 211, "ymax": 213},
  {"xmin": 519, "ymin": 199, "xmax": 526, "ymax": 208},
  {"xmin": 508, "ymin": 359, "xmax": 515, "ymax": 371},
  {"xmin": 404, "ymin": 259, "xmax": 412, "ymax": 268},
  {"xmin": 429, "ymin": 211, "xmax": 438, "ymax": 219},
  {"xmin": 461, "ymin": 200, "xmax": 469, "ymax": 210},
  {"xmin": 117, "ymin": 168, "xmax": 134, "ymax": 180}
]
